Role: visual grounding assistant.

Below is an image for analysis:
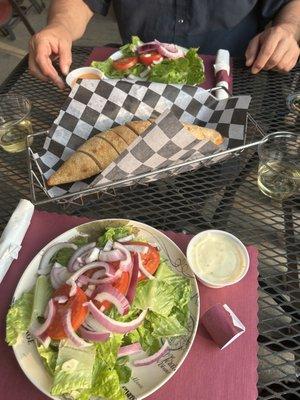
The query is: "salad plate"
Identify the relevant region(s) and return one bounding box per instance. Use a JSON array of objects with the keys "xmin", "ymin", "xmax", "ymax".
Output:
[
  {"xmin": 9, "ymin": 219, "xmax": 199, "ymax": 400},
  {"xmin": 91, "ymin": 36, "xmax": 205, "ymax": 85}
]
